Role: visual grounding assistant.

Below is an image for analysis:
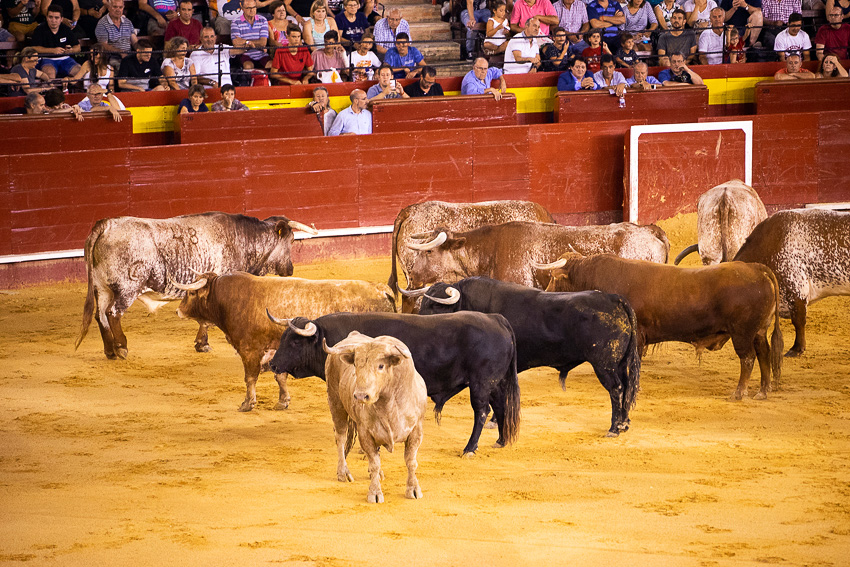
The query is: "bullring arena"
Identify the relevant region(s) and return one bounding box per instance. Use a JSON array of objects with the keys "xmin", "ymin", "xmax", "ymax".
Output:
[{"xmin": 2, "ymin": 22, "xmax": 850, "ymax": 567}]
